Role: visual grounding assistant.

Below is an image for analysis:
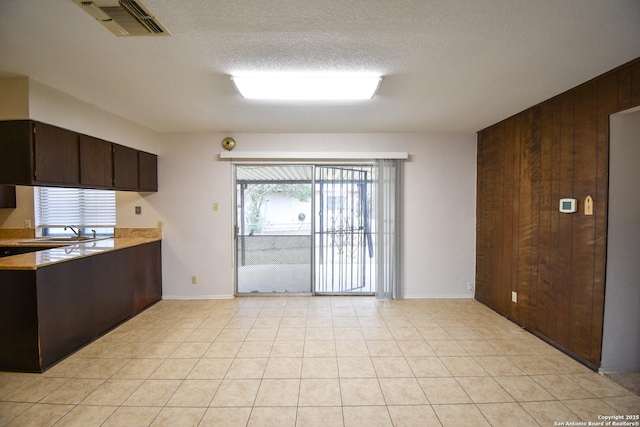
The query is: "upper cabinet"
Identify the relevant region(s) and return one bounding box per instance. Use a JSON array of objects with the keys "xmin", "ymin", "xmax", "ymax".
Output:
[
  {"xmin": 0, "ymin": 120, "xmax": 157, "ymax": 192},
  {"xmin": 113, "ymin": 144, "xmax": 139, "ymax": 190},
  {"xmin": 80, "ymin": 135, "xmax": 113, "ymax": 188},
  {"xmin": 0, "ymin": 120, "xmax": 38, "ymax": 185},
  {"xmin": 138, "ymin": 151, "xmax": 158, "ymax": 192},
  {"xmin": 33, "ymin": 122, "xmax": 80, "ymax": 185}
]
